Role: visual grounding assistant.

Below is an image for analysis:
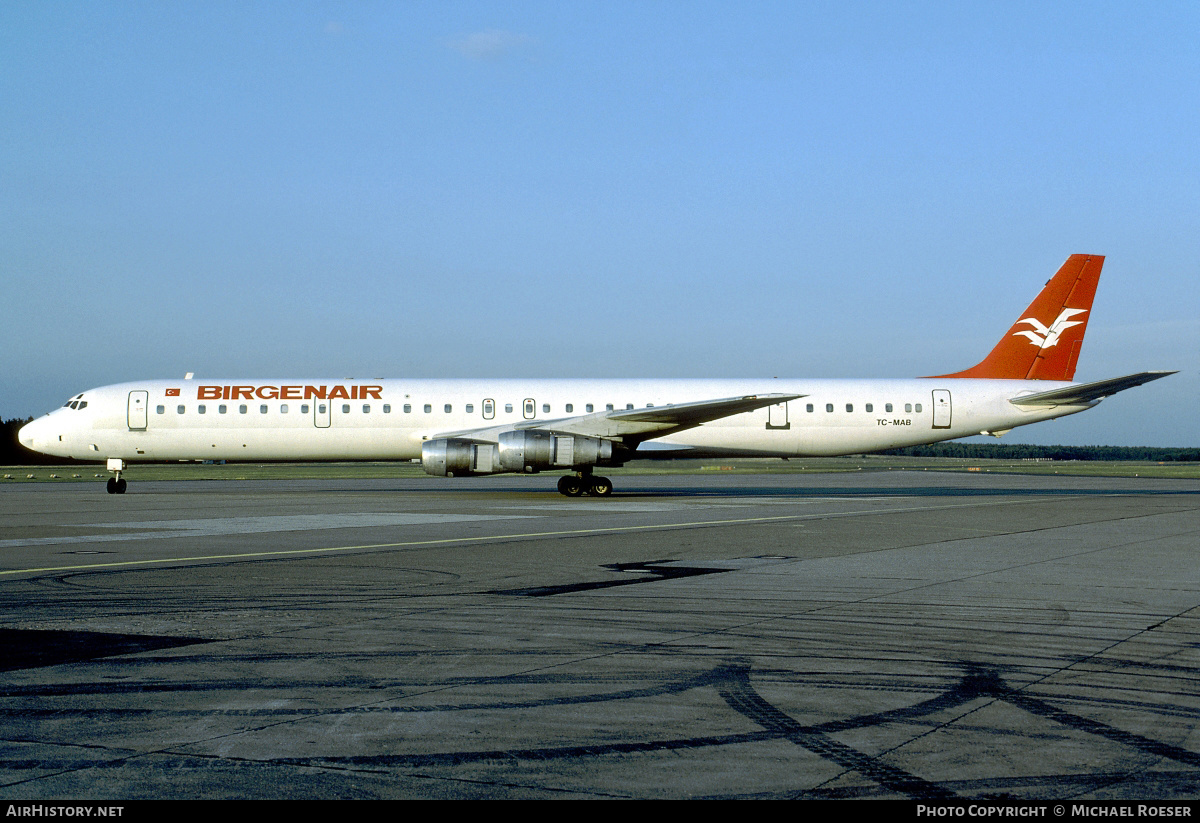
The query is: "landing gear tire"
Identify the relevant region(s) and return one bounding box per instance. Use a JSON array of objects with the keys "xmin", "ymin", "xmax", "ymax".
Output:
[
  {"xmin": 557, "ymin": 473, "xmax": 614, "ymax": 497},
  {"xmin": 587, "ymin": 476, "xmax": 613, "ymax": 497},
  {"xmin": 106, "ymin": 477, "xmax": 127, "ymax": 495},
  {"xmin": 557, "ymin": 475, "xmax": 585, "ymax": 497}
]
